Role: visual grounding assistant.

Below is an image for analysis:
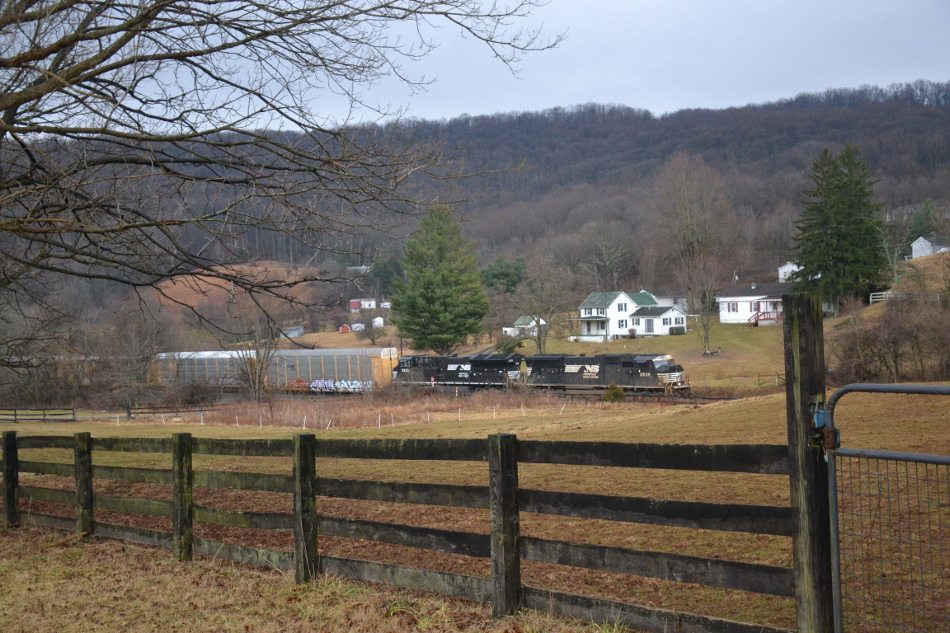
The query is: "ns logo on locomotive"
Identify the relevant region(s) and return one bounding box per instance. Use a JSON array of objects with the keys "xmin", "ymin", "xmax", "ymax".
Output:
[{"xmin": 395, "ymin": 352, "xmax": 689, "ymax": 394}]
